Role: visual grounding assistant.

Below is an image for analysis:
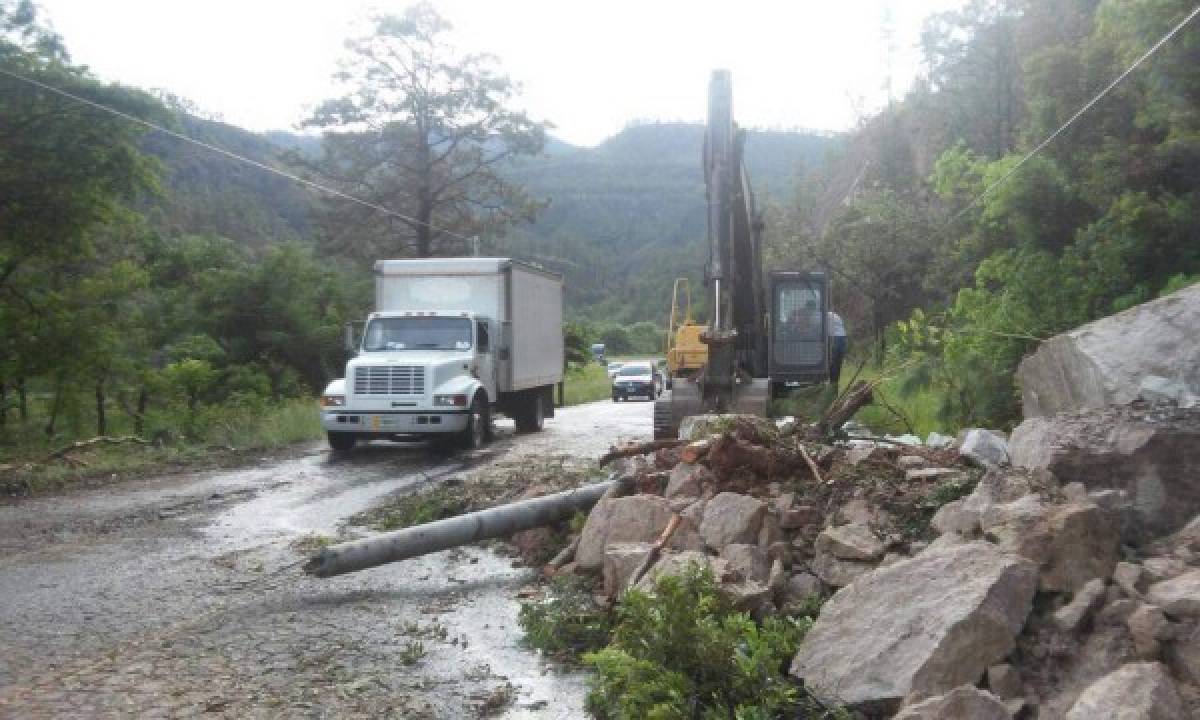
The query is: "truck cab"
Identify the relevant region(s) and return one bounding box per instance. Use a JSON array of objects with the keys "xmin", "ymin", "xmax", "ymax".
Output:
[{"xmin": 321, "ymin": 258, "xmax": 563, "ymax": 453}]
